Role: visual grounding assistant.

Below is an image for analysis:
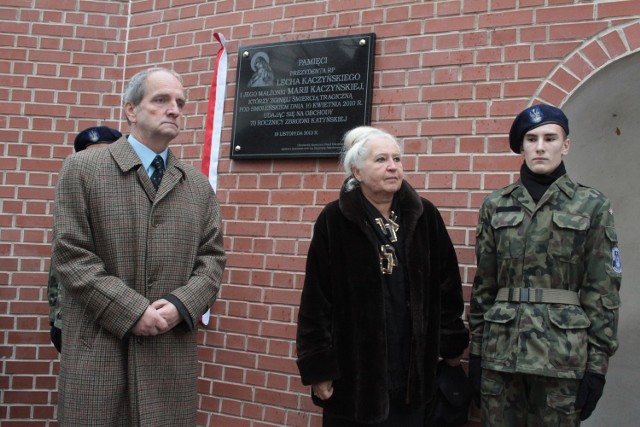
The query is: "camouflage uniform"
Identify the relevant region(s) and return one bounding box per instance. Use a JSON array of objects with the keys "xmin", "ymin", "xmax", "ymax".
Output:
[
  {"xmin": 47, "ymin": 264, "xmax": 62, "ymax": 329},
  {"xmin": 469, "ymin": 174, "xmax": 621, "ymax": 426},
  {"xmin": 47, "ymin": 263, "xmax": 63, "ymax": 353}
]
